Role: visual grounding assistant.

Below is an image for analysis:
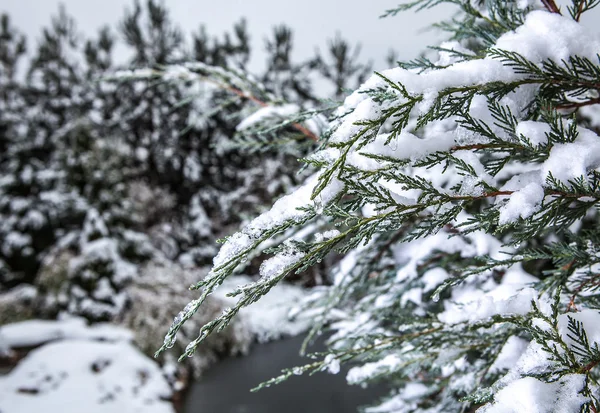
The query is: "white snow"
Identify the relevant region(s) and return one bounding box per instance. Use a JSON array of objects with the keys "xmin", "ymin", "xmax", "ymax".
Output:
[
  {"xmin": 236, "ymin": 104, "xmax": 300, "ymax": 131},
  {"xmin": 542, "ymin": 126, "xmax": 600, "ymax": 185},
  {"xmin": 557, "ymin": 309, "xmax": 600, "ymax": 360},
  {"xmin": 489, "ymin": 336, "xmax": 530, "ymax": 373},
  {"xmin": 0, "ymin": 318, "xmax": 133, "ymax": 349},
  {"xmin": 364, "ymin": 382, "xmax": 429, "ymax": 412},
  {"xmin": 479, "ymin": 374, "xmax": 588, "ymax": 413},
  {"xmin": 0, "ymin": 318, "xmax": 173, "ymax": 413},
  {"xmin": 498, "ymin": 182, "xmax": 545, "ymax": 225},
  {"xmin": 324, "ymin": 354, "xmax": 341, "ymax": 374},
  {"xmin": 259, "ymin": 250, "xmax": 306, "ymax": 282},
  {"xmin": 421, "ymin": 268, "xmax": 450, "ymax": 292},
  {"xmin": 347, "ymin": 354, "xmax": 403, "ymax": 384},
  {"xmin": 211, "ymin": 173, "xmax": 343, "ymax": 272},
  {"xmin": 515, "ymin": 121, "xmax": 550, "ymax": 147},
  {"xmin": 0, "ymin": 340, "xmax": 173, "ymax": 413}
]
